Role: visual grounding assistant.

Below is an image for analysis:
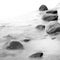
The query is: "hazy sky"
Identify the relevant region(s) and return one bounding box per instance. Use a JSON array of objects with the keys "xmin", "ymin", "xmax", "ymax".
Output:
[{"xmin": 0, "ymin": 0, "xmax": 60, "ymax": 24}]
